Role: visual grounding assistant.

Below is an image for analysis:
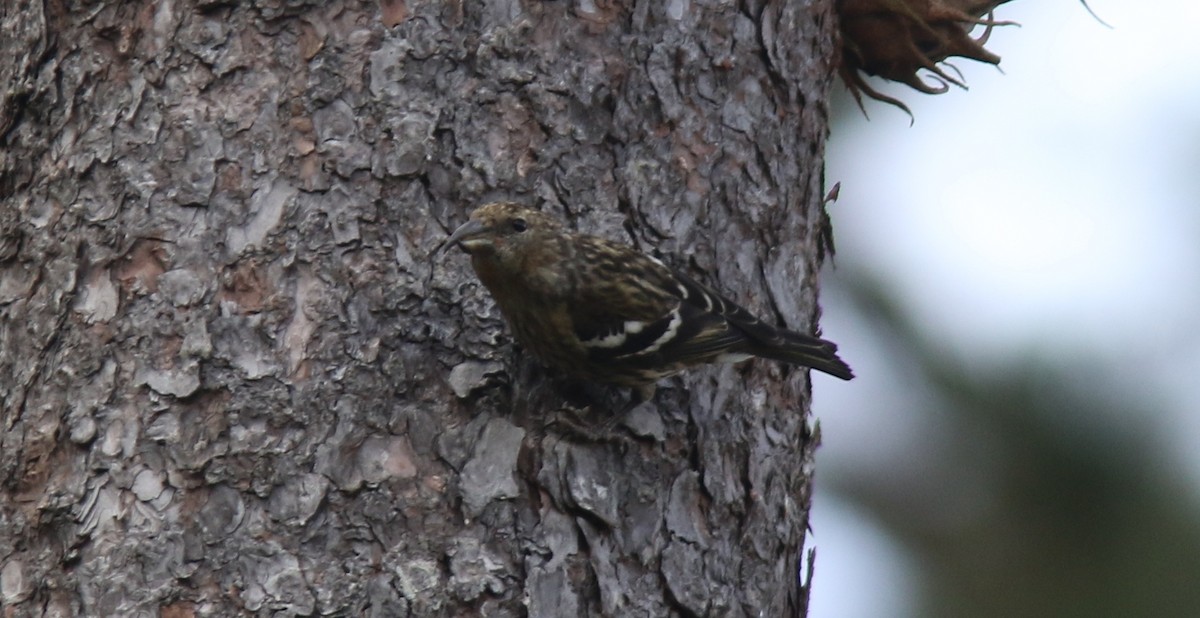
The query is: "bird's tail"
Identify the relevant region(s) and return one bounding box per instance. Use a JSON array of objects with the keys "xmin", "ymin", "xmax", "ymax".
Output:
[{"xmin": 747, "ymin": 333, "xmax": 854, "ymax": 380}]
